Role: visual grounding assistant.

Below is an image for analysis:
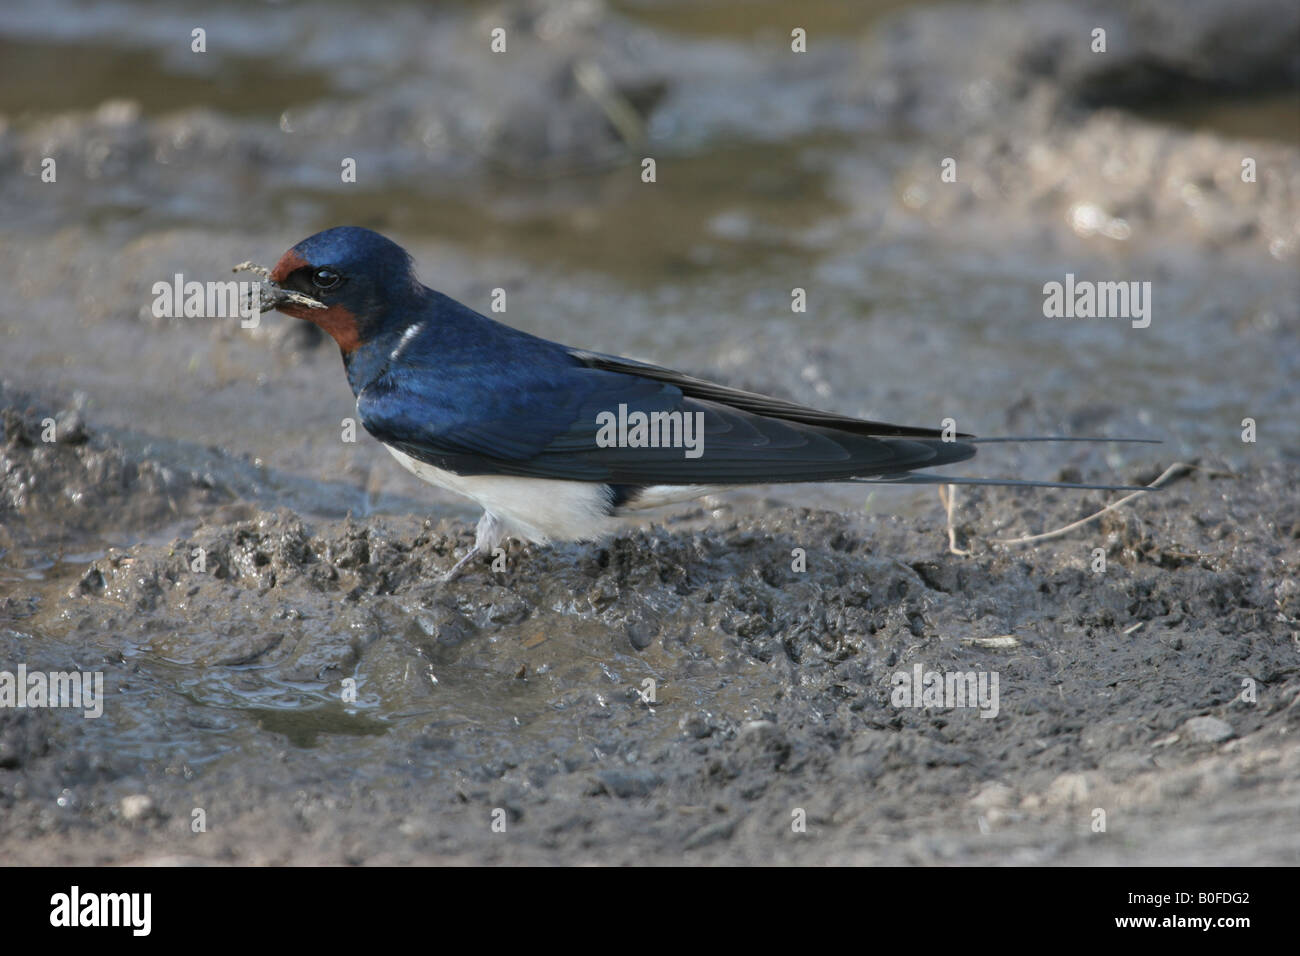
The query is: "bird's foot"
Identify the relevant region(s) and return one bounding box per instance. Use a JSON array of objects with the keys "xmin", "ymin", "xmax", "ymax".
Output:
[{"xmin": 440, "ymin": 546, "xmax": 482, "ymax": 583}]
